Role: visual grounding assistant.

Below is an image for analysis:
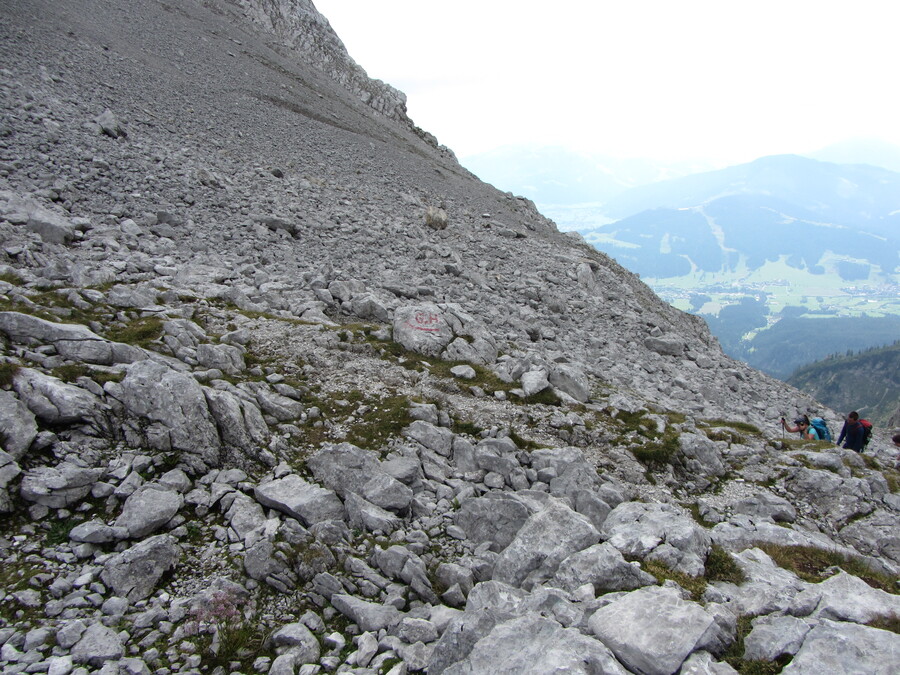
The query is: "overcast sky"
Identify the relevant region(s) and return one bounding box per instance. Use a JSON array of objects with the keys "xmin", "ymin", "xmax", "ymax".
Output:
[{"xmin": 313, "ymin": 0, "xmax": 900, "ymax": 166}]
